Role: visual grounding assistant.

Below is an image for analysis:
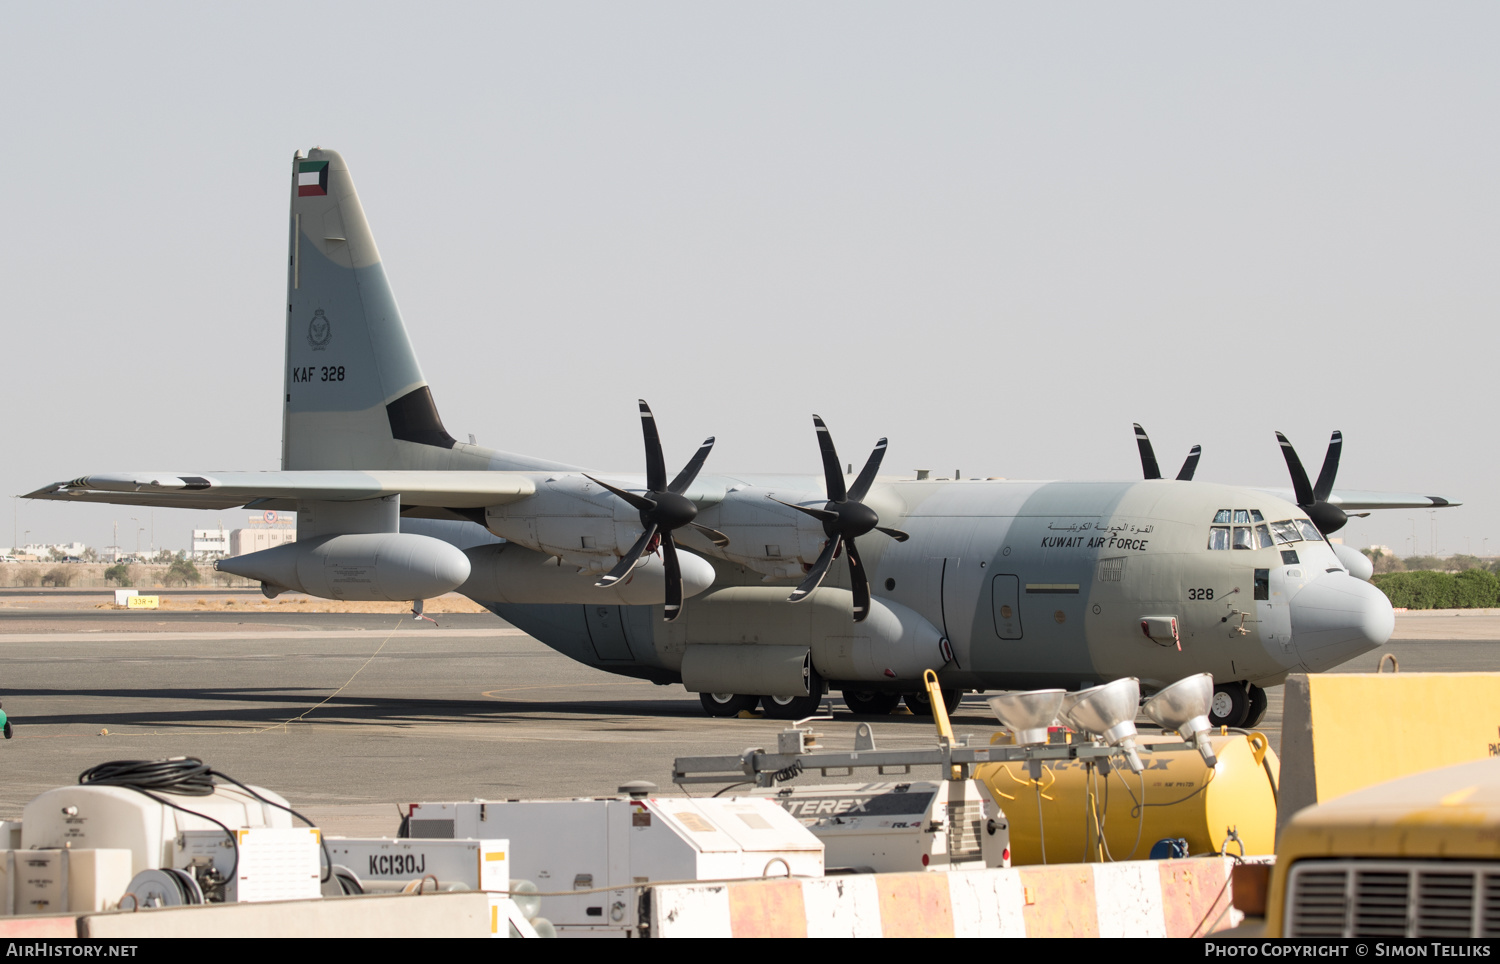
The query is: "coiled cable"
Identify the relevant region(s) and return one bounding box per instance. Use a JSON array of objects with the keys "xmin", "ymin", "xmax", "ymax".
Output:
[
  {"xmin": 79, "ymin": 758, "xmax": 216, "ymax": 795},
  {"xmin": 78, "ymin": 757, "xmax": 331, "ymax": 886}
]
